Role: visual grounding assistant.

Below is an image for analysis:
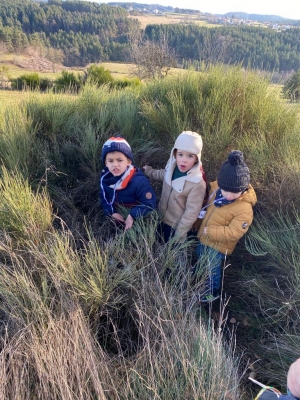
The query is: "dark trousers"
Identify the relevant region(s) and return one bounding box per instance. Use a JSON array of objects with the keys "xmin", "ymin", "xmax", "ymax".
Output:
[
  {"xmin": 159, "ymin": 223, "xmax": 175, "ymax": 243},
  {"xmin": 159, "ymin": 223, "xmax": 198, "ymax": 244}
]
